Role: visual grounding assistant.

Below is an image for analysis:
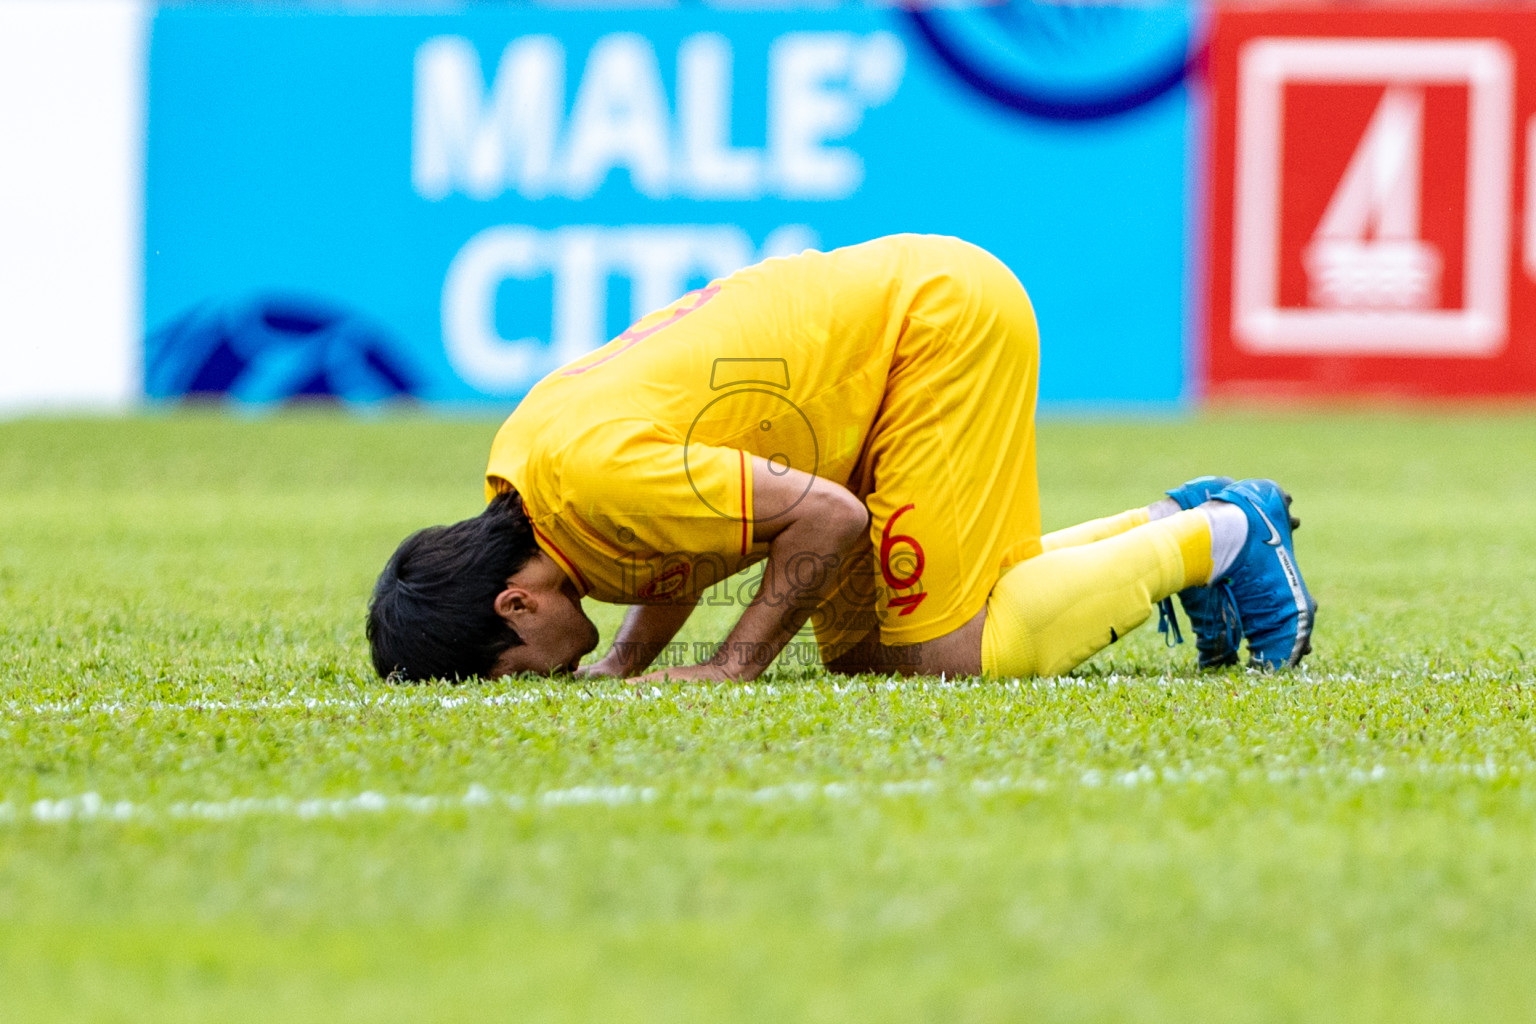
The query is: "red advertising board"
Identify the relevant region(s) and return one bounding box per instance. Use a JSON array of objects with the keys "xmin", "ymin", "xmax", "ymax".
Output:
[{"xmin": 1207, "ymin": 5, "xmax": 1536, "ymax": 398}]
